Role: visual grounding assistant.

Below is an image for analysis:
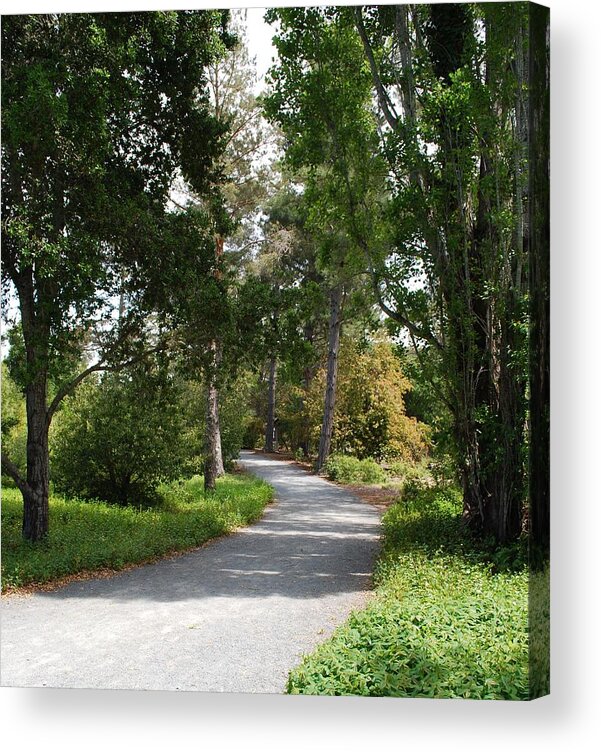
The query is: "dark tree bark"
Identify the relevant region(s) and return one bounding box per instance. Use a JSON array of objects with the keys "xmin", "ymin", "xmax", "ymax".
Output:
[
  {"xmin": 22, "ymin": 374, "xmax": 50, "ymax": 541},
  {"xmin": 316, "ymin": 285, "xmax": 343, "ymax": 472},
  {"xmin": 7, "ymin": 269, "xmax": 53, "ymax": 542},
  {"xmin": 528, "ymin": 3, "xmax": 550, "ymax": 554},
  {"xmin": 264, "ymin": 356, "xmax": 277, "ymax": 453}
]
